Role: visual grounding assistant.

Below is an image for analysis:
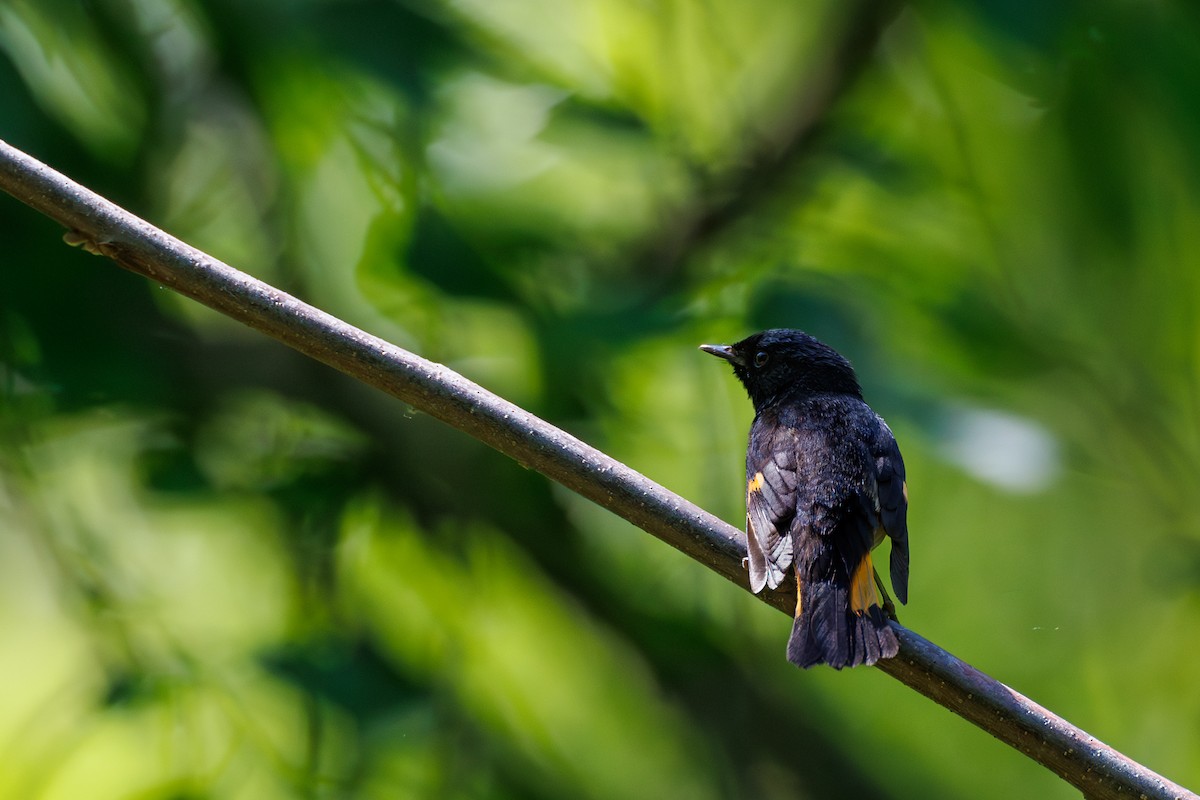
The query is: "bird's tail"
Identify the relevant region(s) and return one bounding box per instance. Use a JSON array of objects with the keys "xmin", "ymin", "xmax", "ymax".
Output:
[{"xmin": 786, "ymin": 556, "xmax": 898, "ymax": 669}]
